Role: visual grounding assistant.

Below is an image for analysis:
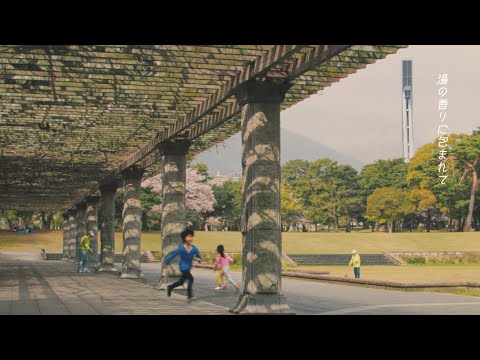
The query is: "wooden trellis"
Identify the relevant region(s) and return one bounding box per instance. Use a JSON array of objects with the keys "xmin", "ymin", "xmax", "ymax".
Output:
[{"xmin": 0, "ymin": 45, "xmax": 407, "ymax": 211}]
